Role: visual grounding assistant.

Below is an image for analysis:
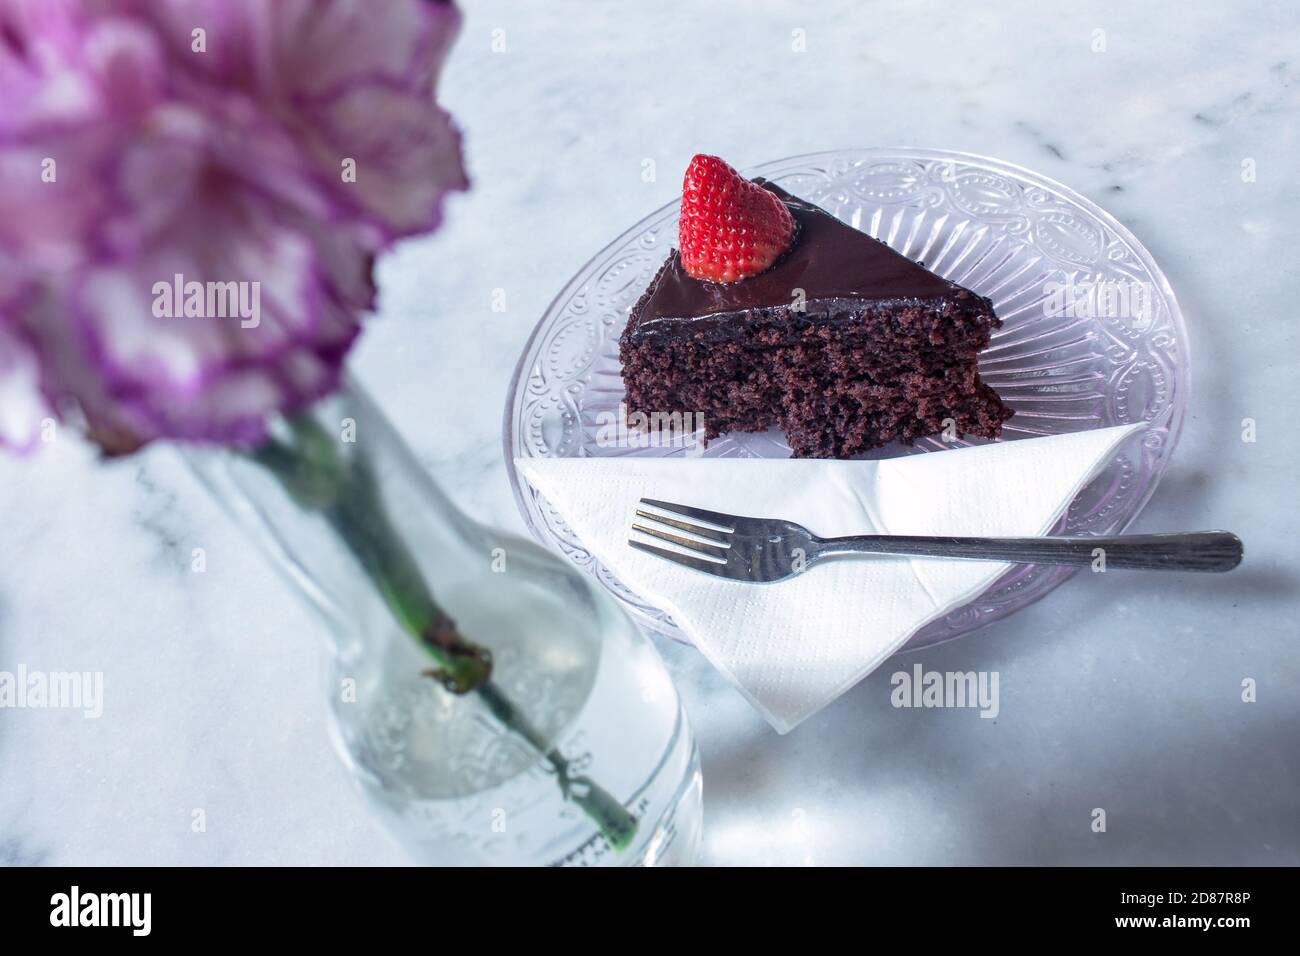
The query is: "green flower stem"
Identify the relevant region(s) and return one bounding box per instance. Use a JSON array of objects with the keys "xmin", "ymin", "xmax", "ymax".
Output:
[
  {"xmin": 250, "ymin": 416, "xmax": 638, "ymax": 851},
  {"xmin": 475, "ymin": 682, "xmax": 638, "ymax": 852}
]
